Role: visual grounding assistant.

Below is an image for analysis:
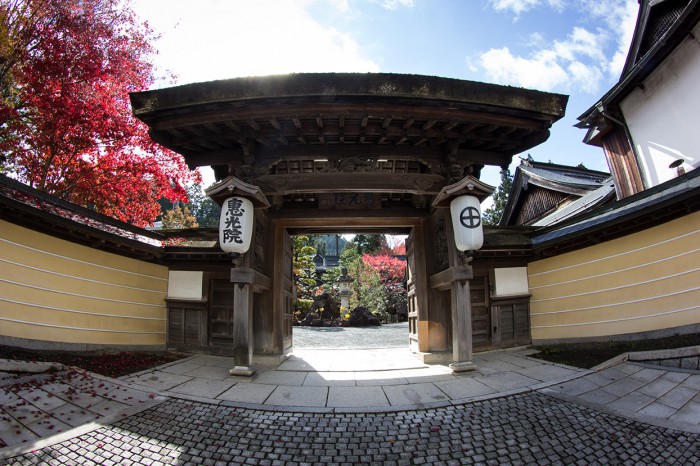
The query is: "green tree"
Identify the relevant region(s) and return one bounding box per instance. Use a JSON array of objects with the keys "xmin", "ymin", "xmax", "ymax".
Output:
[
  {"xmin": 325, "ymin": 248, "xmax": 385, "ymax": 317},
  {"xmin": 482, "ymin": 166, "xmax": 513, "ymax": 226},
  {"xmin": 292, "ymin": 235, "xmax": 318, "ymax": 301},
  {"xmin": 349, "ymin": 234, "xmax": 388, "ymax": 255},
  {"xmin": 186, "ymin": 183, "xmax": 220, "ymax": 228}
]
